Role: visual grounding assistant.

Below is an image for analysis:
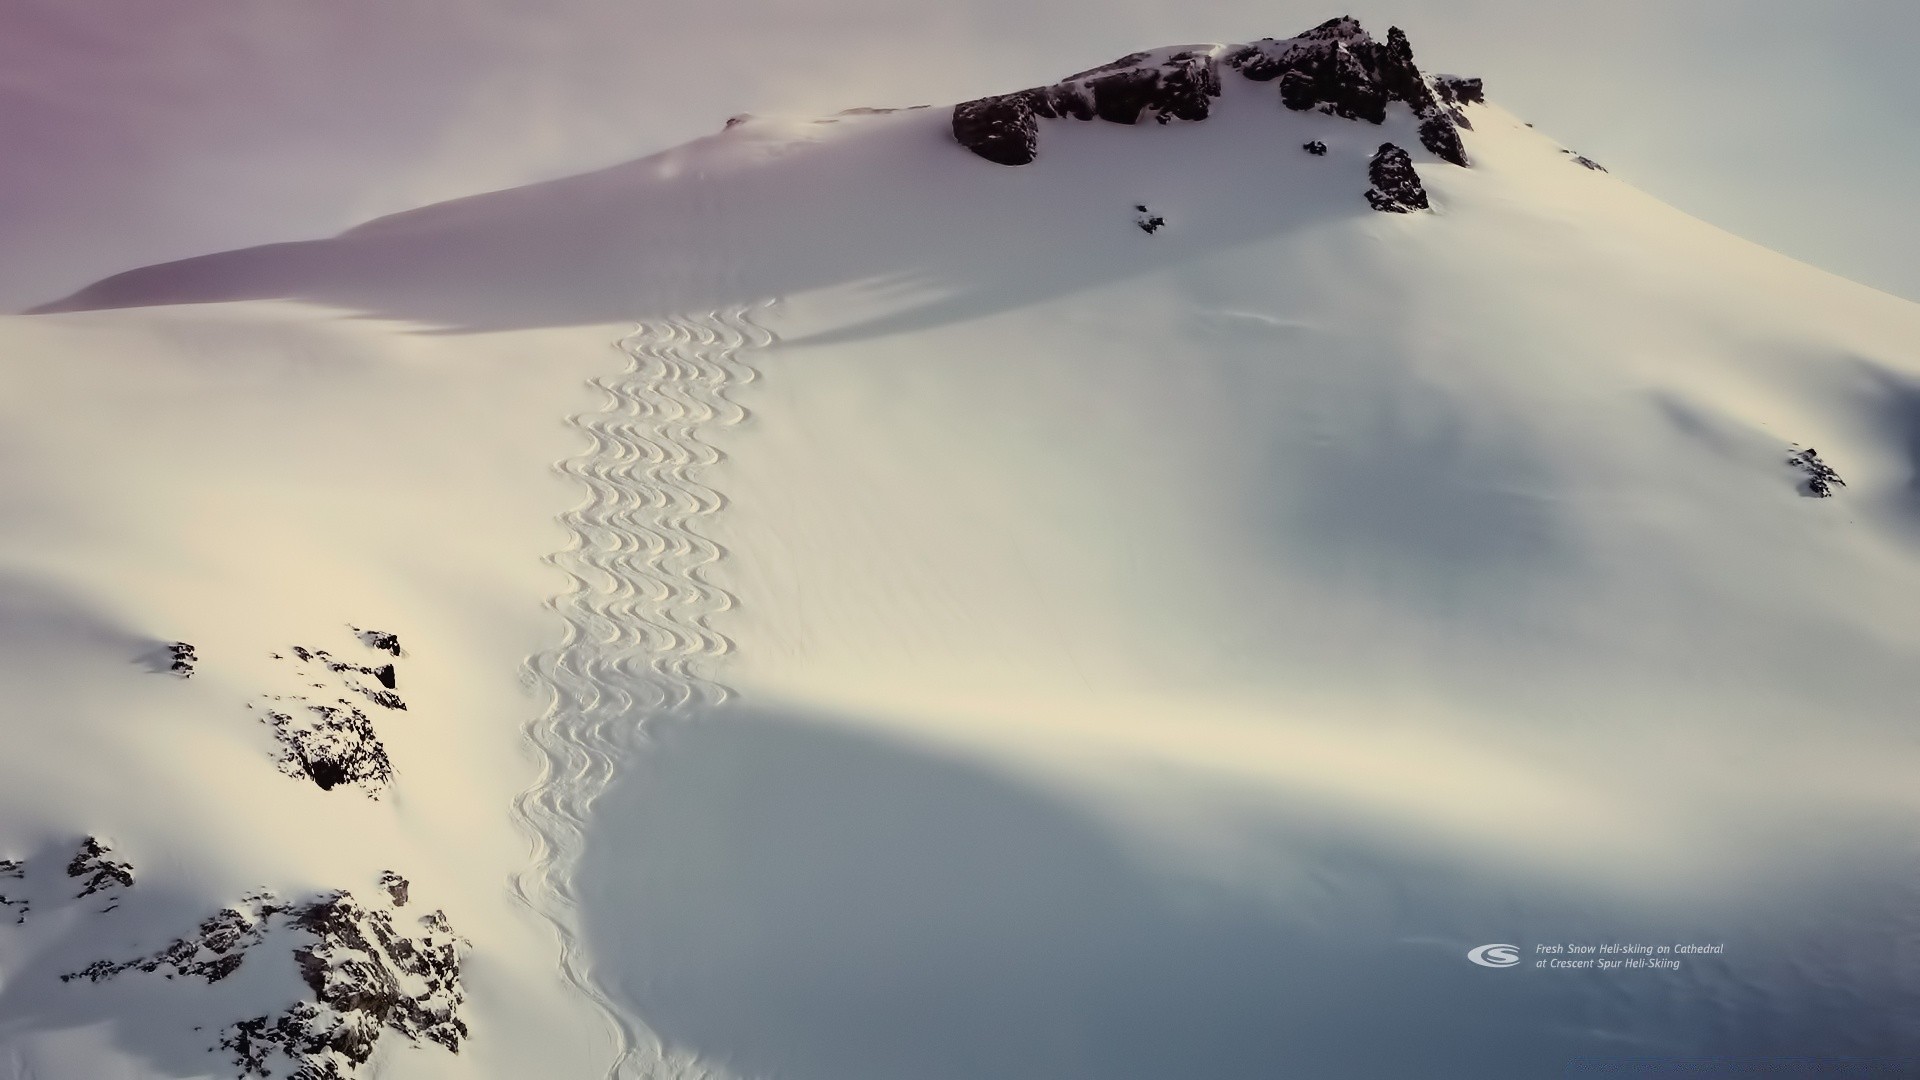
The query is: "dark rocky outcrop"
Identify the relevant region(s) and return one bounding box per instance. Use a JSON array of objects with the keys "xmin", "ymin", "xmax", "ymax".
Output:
[
  {"xmin": 1365, "ymin": 143, "xmax": 1430, "ymax": 212},
  {"xmin": 1228, "ymin": 15, "xmax": 1365, "ymax": 79},
  {"xmin": 1134, "ymin": 204, "xmax": 1167, "ymax": 234},
  {"xmin": 352, "ymin": 628, "xmax": 403, "ymax": 657},
  {"xmin": 1018, "ymin": 80, "xmax": 1095, "ymax": 122},
  {"xmin": 1419, "ymin": 114, "xmax": 1468, "ymax": 167},
  {"xmin": 260, "ymin": 890, "xmax": 469, "ymax": 1073},
  {"xmin": 289, "ymin": 645, "xmax": 408, "ymax": 709},
  {"xmin": 1375, "ymin": 26, "xmax": 1438, "ymax": 115},
  {"xmin": 67, "ymin": 892, "xmax": 286, "ymax": 986},
  {"xmin": 954, "ymin": 18, "xmax": 1474, "ymax": 171},
  {"xmin": 264, "ymin": 702, "xmax": 392, "ymax": 793},
  {"xmin": 1088, "ymin": 51, "xmax": 1221, "ymax": 124},
  {"xmin": 1231, "ymin": 19, "xmax": 1389, "ymax": 123},
  {"xmin": 5, "ymin": 845, "xmax": 135, "ymax": 923},
  {"xmin": 361, "ymin": 688, "xmax": 405, "ymax": 711},
  {"xmin": 1303, "ymin": 140, "xmax": 1328, "ymax": 156},
  {"xmin": 66, "ymin": 876, "xmax": 467, "ymax": 1080},
  {"xmin": 67, "ymin": 837, "xmax": 135, "ymax": 900},
  {"xmin": 953, "ymin": 49, "xmax": 1225, "ymax": 165},
  {"xmin": 167, "ymin": 642, "xmax": 198, "ymax": 677},
  {"xmin": 1567, "ymin": 152, "xmax": 1607, "ymax": 171},
  {"xmin": 952, "ymin": 95, "xmax": 1039, "ymax": 166},
  {"xmin": 1789, "ymin": 447, "xmax": 1846, "ymax": 497},
  {"xmin": 1227, "ymin": 17, "xmax": 1464, "ymax": 166},
  {"xmin": 257, "ymin": 636, "xmax": 413, "ymax": 795},
  {"xmin": 1434, "ymin": 74, "xmax": 1485, "ymax": 105}
]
